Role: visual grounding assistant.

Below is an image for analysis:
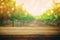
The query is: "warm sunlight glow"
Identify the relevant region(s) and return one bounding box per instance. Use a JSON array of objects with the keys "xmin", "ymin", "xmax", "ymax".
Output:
[
  {"xmin": 55, "ymin": 0, "xmax": 60, "ymax": 3},
  {"xmin": 16, "ymin": 0, "xmax": 53, "ymax": 17},
  {"xmin": 16, "ymin": 0, "xmax": 22, "ymax": 6}
]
